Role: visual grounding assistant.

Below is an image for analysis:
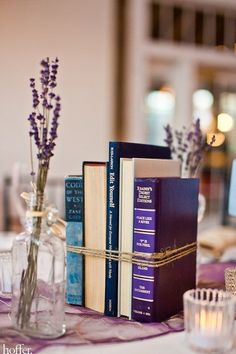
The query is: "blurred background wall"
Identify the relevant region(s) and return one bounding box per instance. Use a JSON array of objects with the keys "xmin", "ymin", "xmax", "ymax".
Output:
[
  {"xmin": 0, "ymin": 0, "xmax": 116, "ymax": 178},
  {"xmin": 1, "ymin": 0, "xmax": 236, "ymax": 230},
  {"xmin": 121, "ymin": 0, "xmax": 236, "ymax": 228}
]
